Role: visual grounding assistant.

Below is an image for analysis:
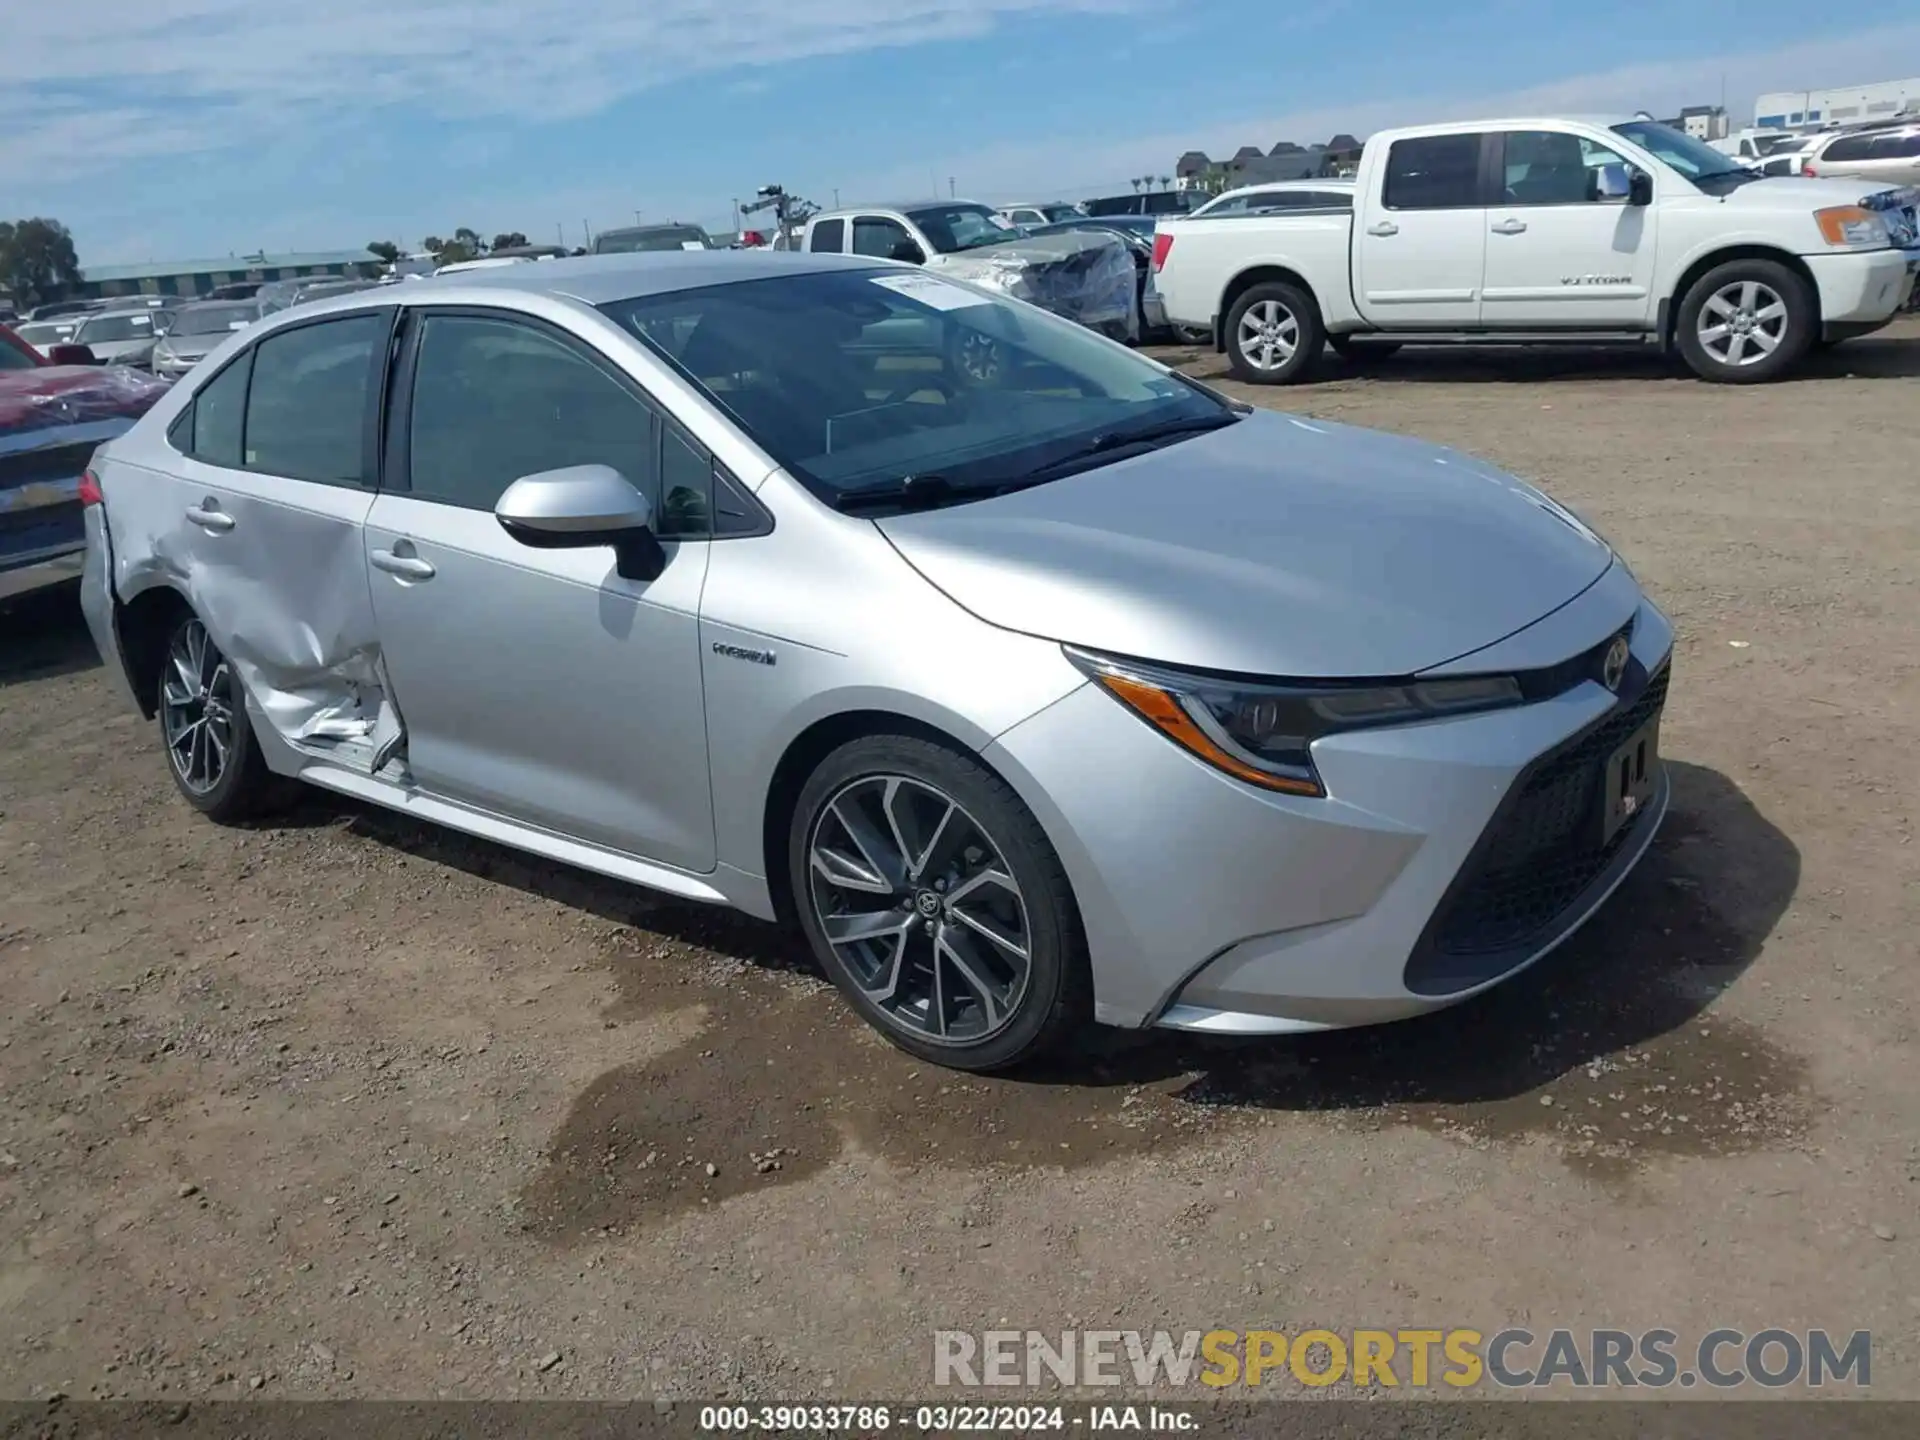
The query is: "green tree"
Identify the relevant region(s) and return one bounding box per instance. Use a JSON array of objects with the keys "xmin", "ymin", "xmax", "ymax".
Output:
[
  {"xmin": 0, "ymin": 217, "xmax": 84, "ymax": 306},
  {"xmin": 366, "ymin": 240, "xmax": 401, "ymax": 264},
  {"xmin": 490, "ymin": 231, "xmax": 529, "ymax": 252}
]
